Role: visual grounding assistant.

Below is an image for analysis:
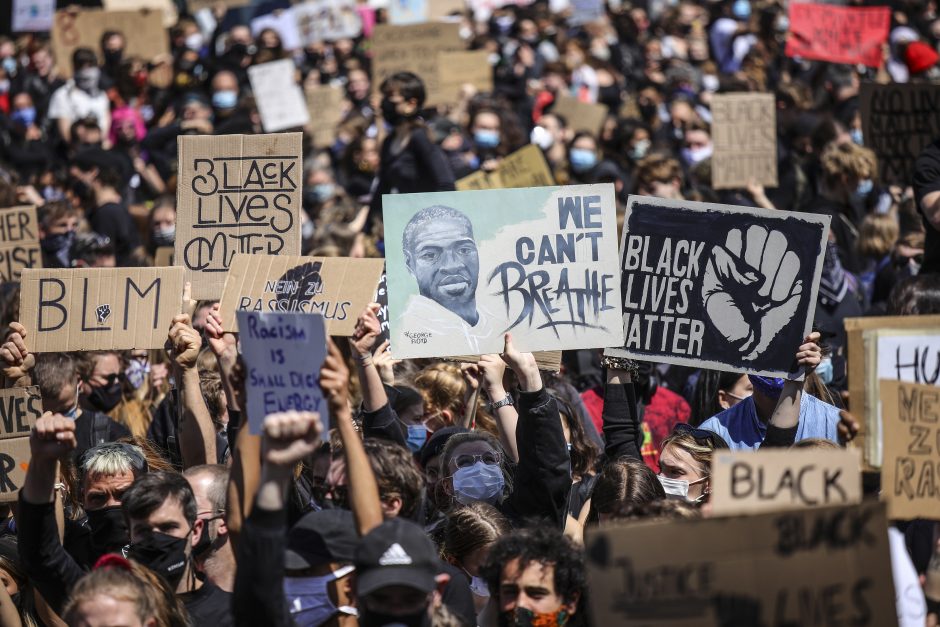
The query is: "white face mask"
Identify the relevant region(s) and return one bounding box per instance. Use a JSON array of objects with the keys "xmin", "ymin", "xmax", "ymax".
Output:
[
  {"xmin": 283, "ymin": 565, "xmax": 357, "ymax": 627},
  {"xmin": 530, "ymin": 125, "xmax": 554, "ymax": 150},
  {"xmin": 658, "ymin": 474, "xmax": 708, "ymax": 503}
]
